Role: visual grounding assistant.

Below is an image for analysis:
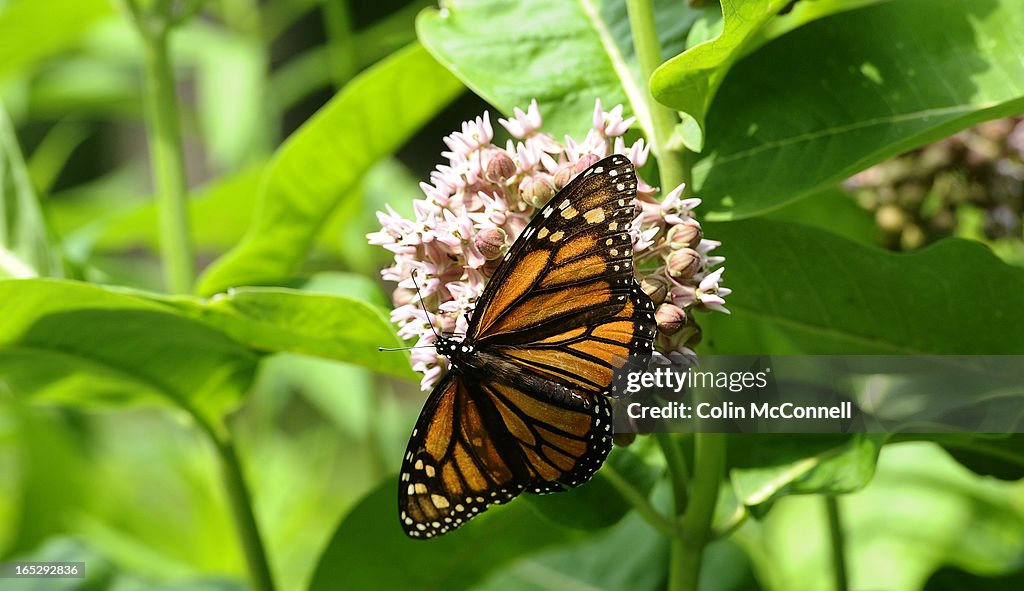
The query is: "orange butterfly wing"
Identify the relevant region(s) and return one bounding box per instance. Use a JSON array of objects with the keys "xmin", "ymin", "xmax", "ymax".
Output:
[{"xmin": 399, "ymin": 155, "xmax": 656, "ymax": 539}]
